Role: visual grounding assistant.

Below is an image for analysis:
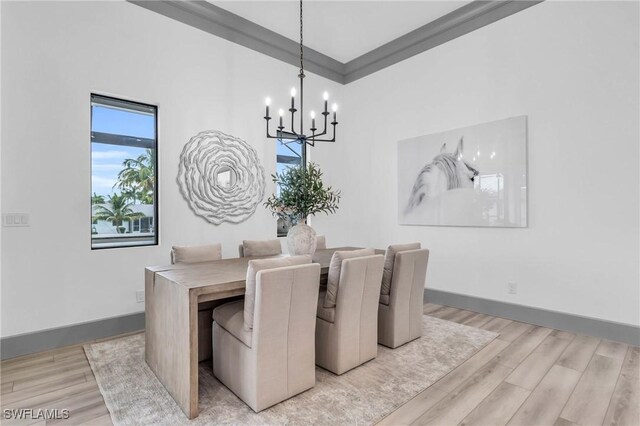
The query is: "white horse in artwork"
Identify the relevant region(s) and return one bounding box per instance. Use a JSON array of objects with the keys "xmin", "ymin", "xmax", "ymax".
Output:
[{"xmin": 404, "ymin": 138, "xmax": 479, "ymax": 215}]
